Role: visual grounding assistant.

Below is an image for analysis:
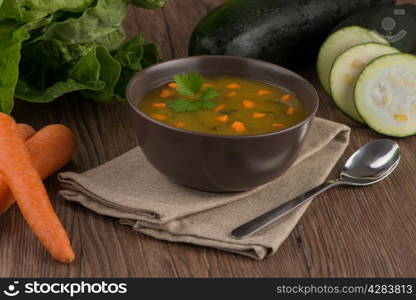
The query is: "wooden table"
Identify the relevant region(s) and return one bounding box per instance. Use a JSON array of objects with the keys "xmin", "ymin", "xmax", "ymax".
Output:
[{"xmin": 1, "ymin": 0, "xmax": 416, "ymax": 278}]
